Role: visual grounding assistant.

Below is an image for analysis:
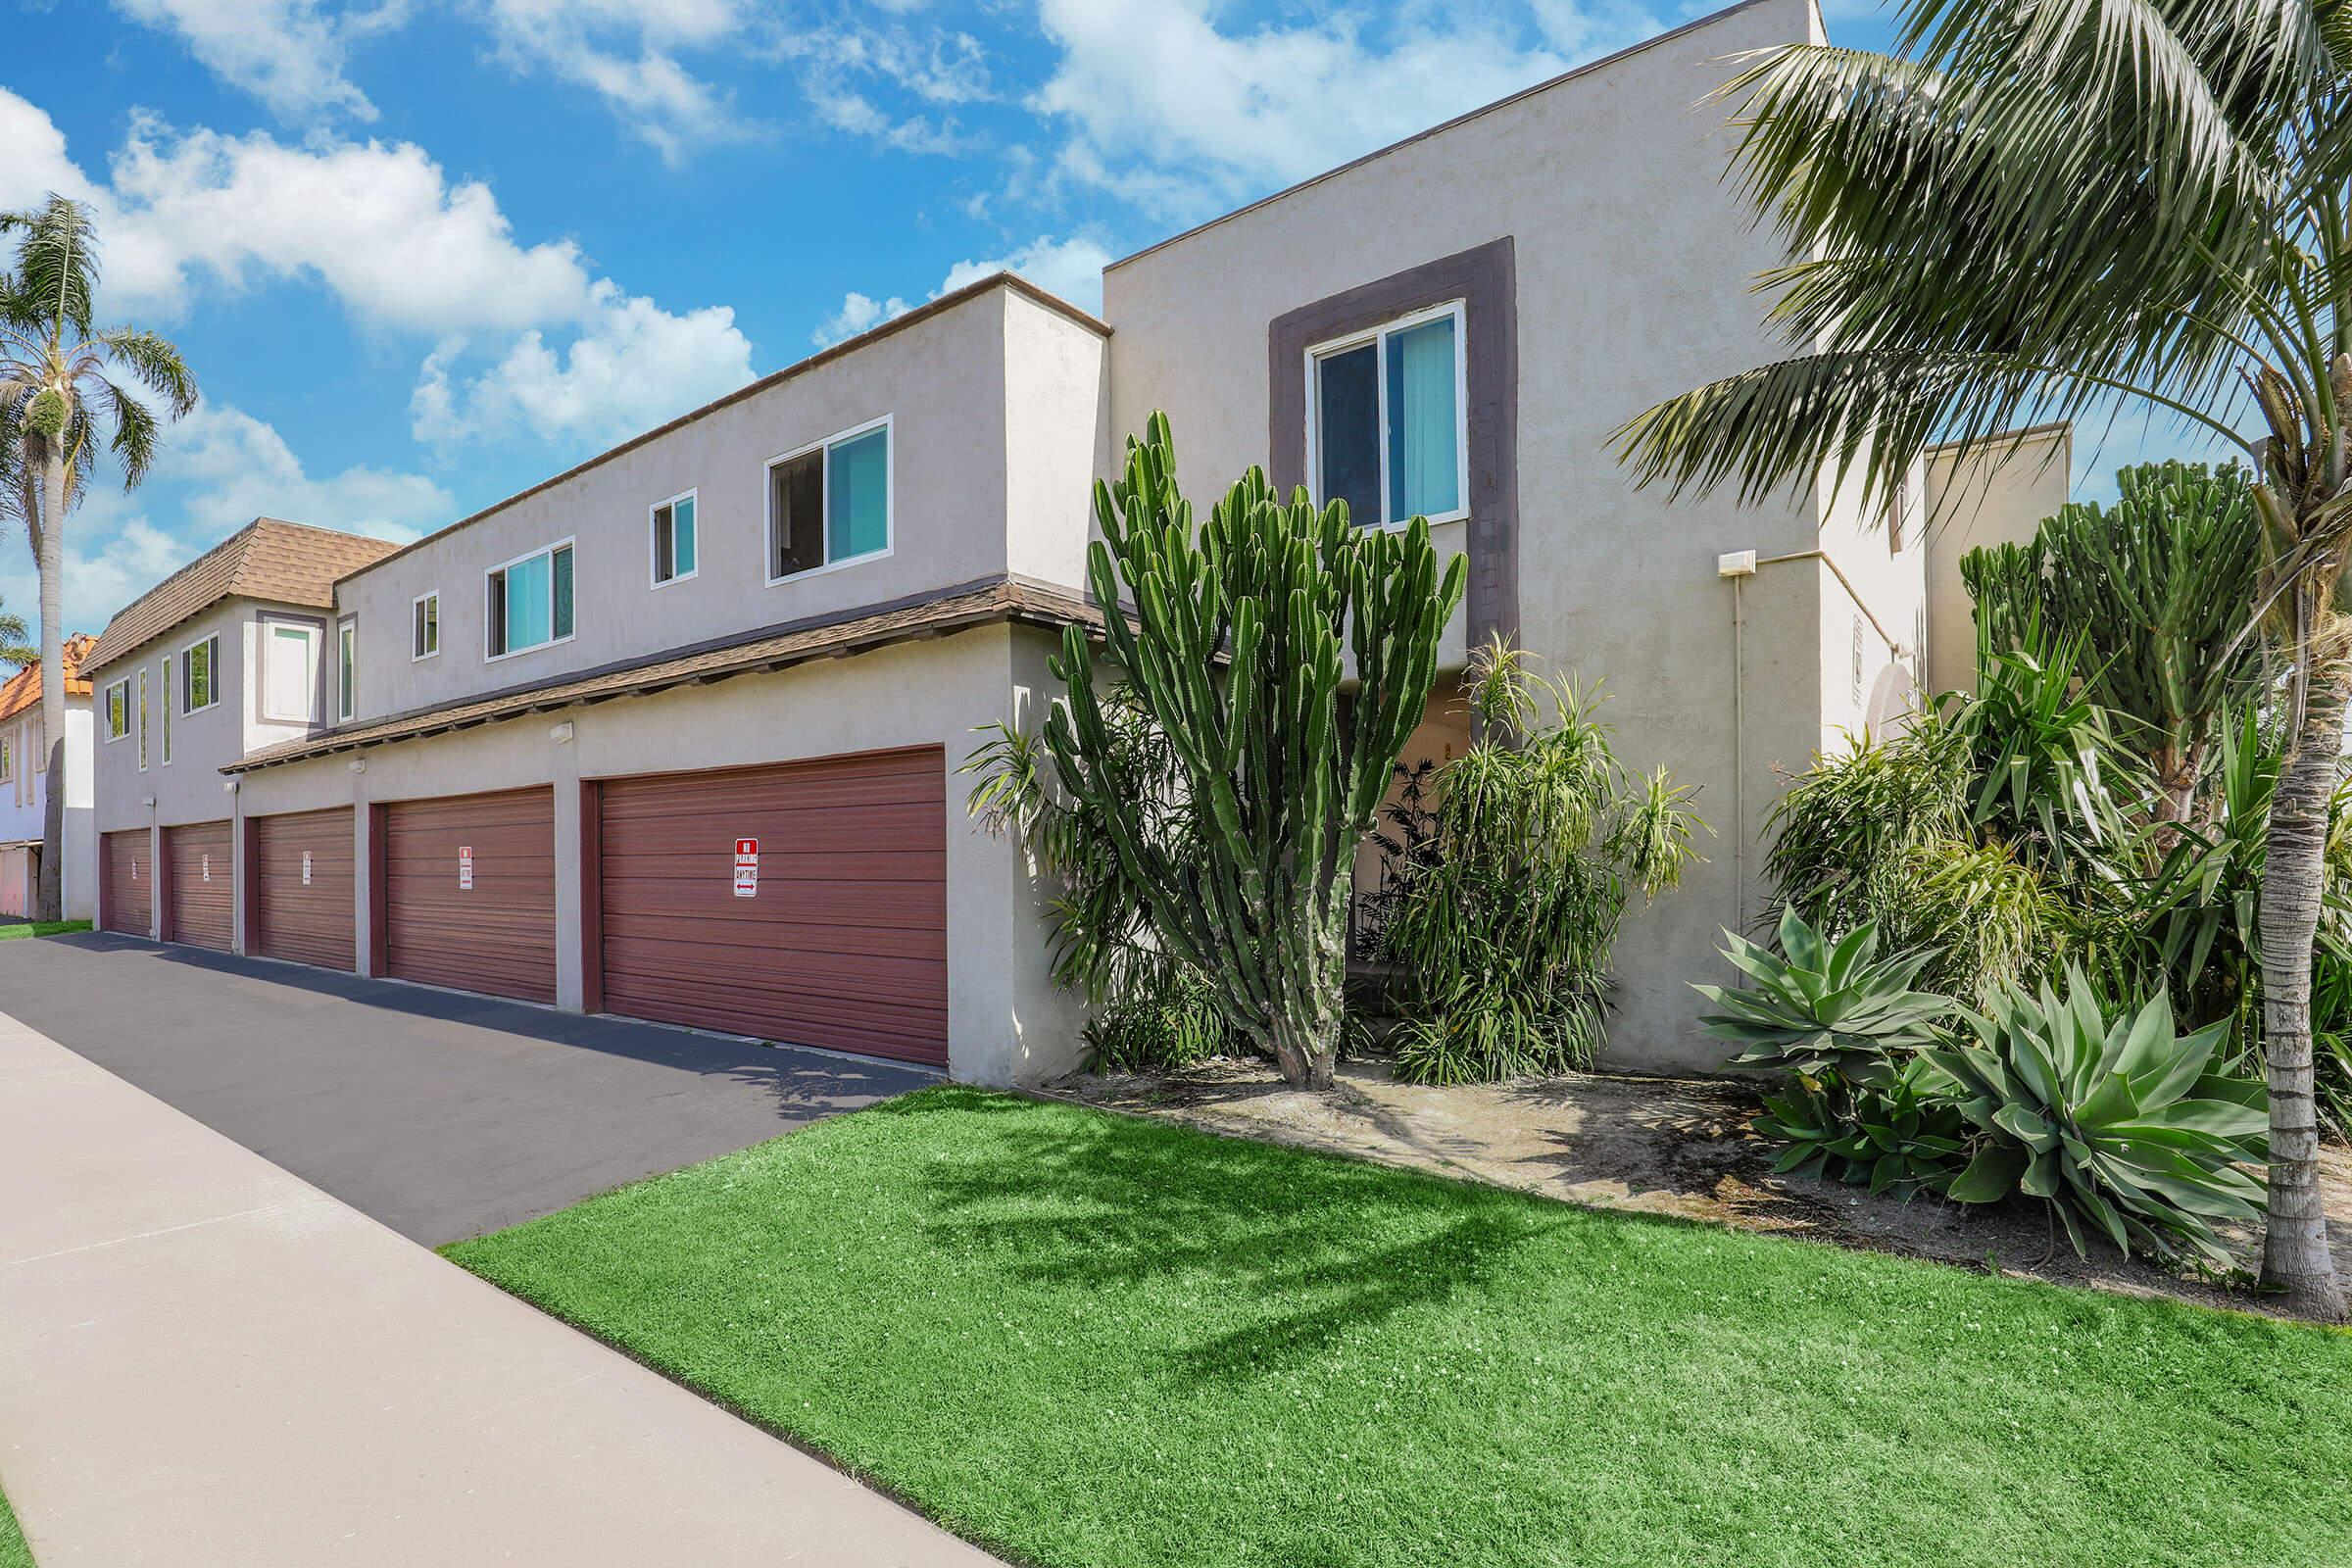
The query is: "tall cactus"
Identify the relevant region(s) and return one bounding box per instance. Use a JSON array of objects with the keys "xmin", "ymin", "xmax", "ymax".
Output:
[{"xmin": 1043, "ymin": 413, "xmax": 1466, "ymax": 1089}]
